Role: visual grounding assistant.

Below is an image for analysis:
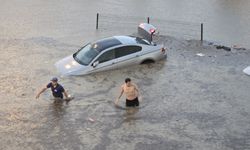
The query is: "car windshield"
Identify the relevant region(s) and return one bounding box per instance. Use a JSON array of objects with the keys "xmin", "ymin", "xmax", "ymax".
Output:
[{"xmin": 73, "ymin": 43, "xmax": 100, "ymax": 65}]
